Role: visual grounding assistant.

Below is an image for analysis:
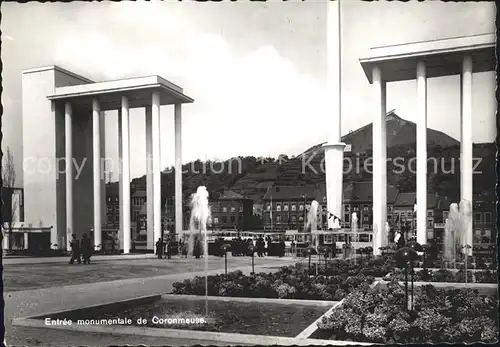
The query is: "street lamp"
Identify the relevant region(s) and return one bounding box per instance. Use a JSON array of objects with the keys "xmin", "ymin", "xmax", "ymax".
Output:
[
  {"xmin": 318, "ymin": 245, "xmax": 329, "ymax": 272},
  {"xmin": 220, "ymin": 243, "xmax": 231, "ymax": 277},
  {"xmin": 248, "ymin": 244, "xmax": 257, "ymax": 274},
  {"xmin": 406, "ymin": 240, "xmax": 423, "ymax": 310},
  {"xmin": 394, "ymin": 246, "xmax": 419, "ymax": 311},
  {"xmin": 306, "ymin": 246, "xmax": 317, "ymax": 275}
]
